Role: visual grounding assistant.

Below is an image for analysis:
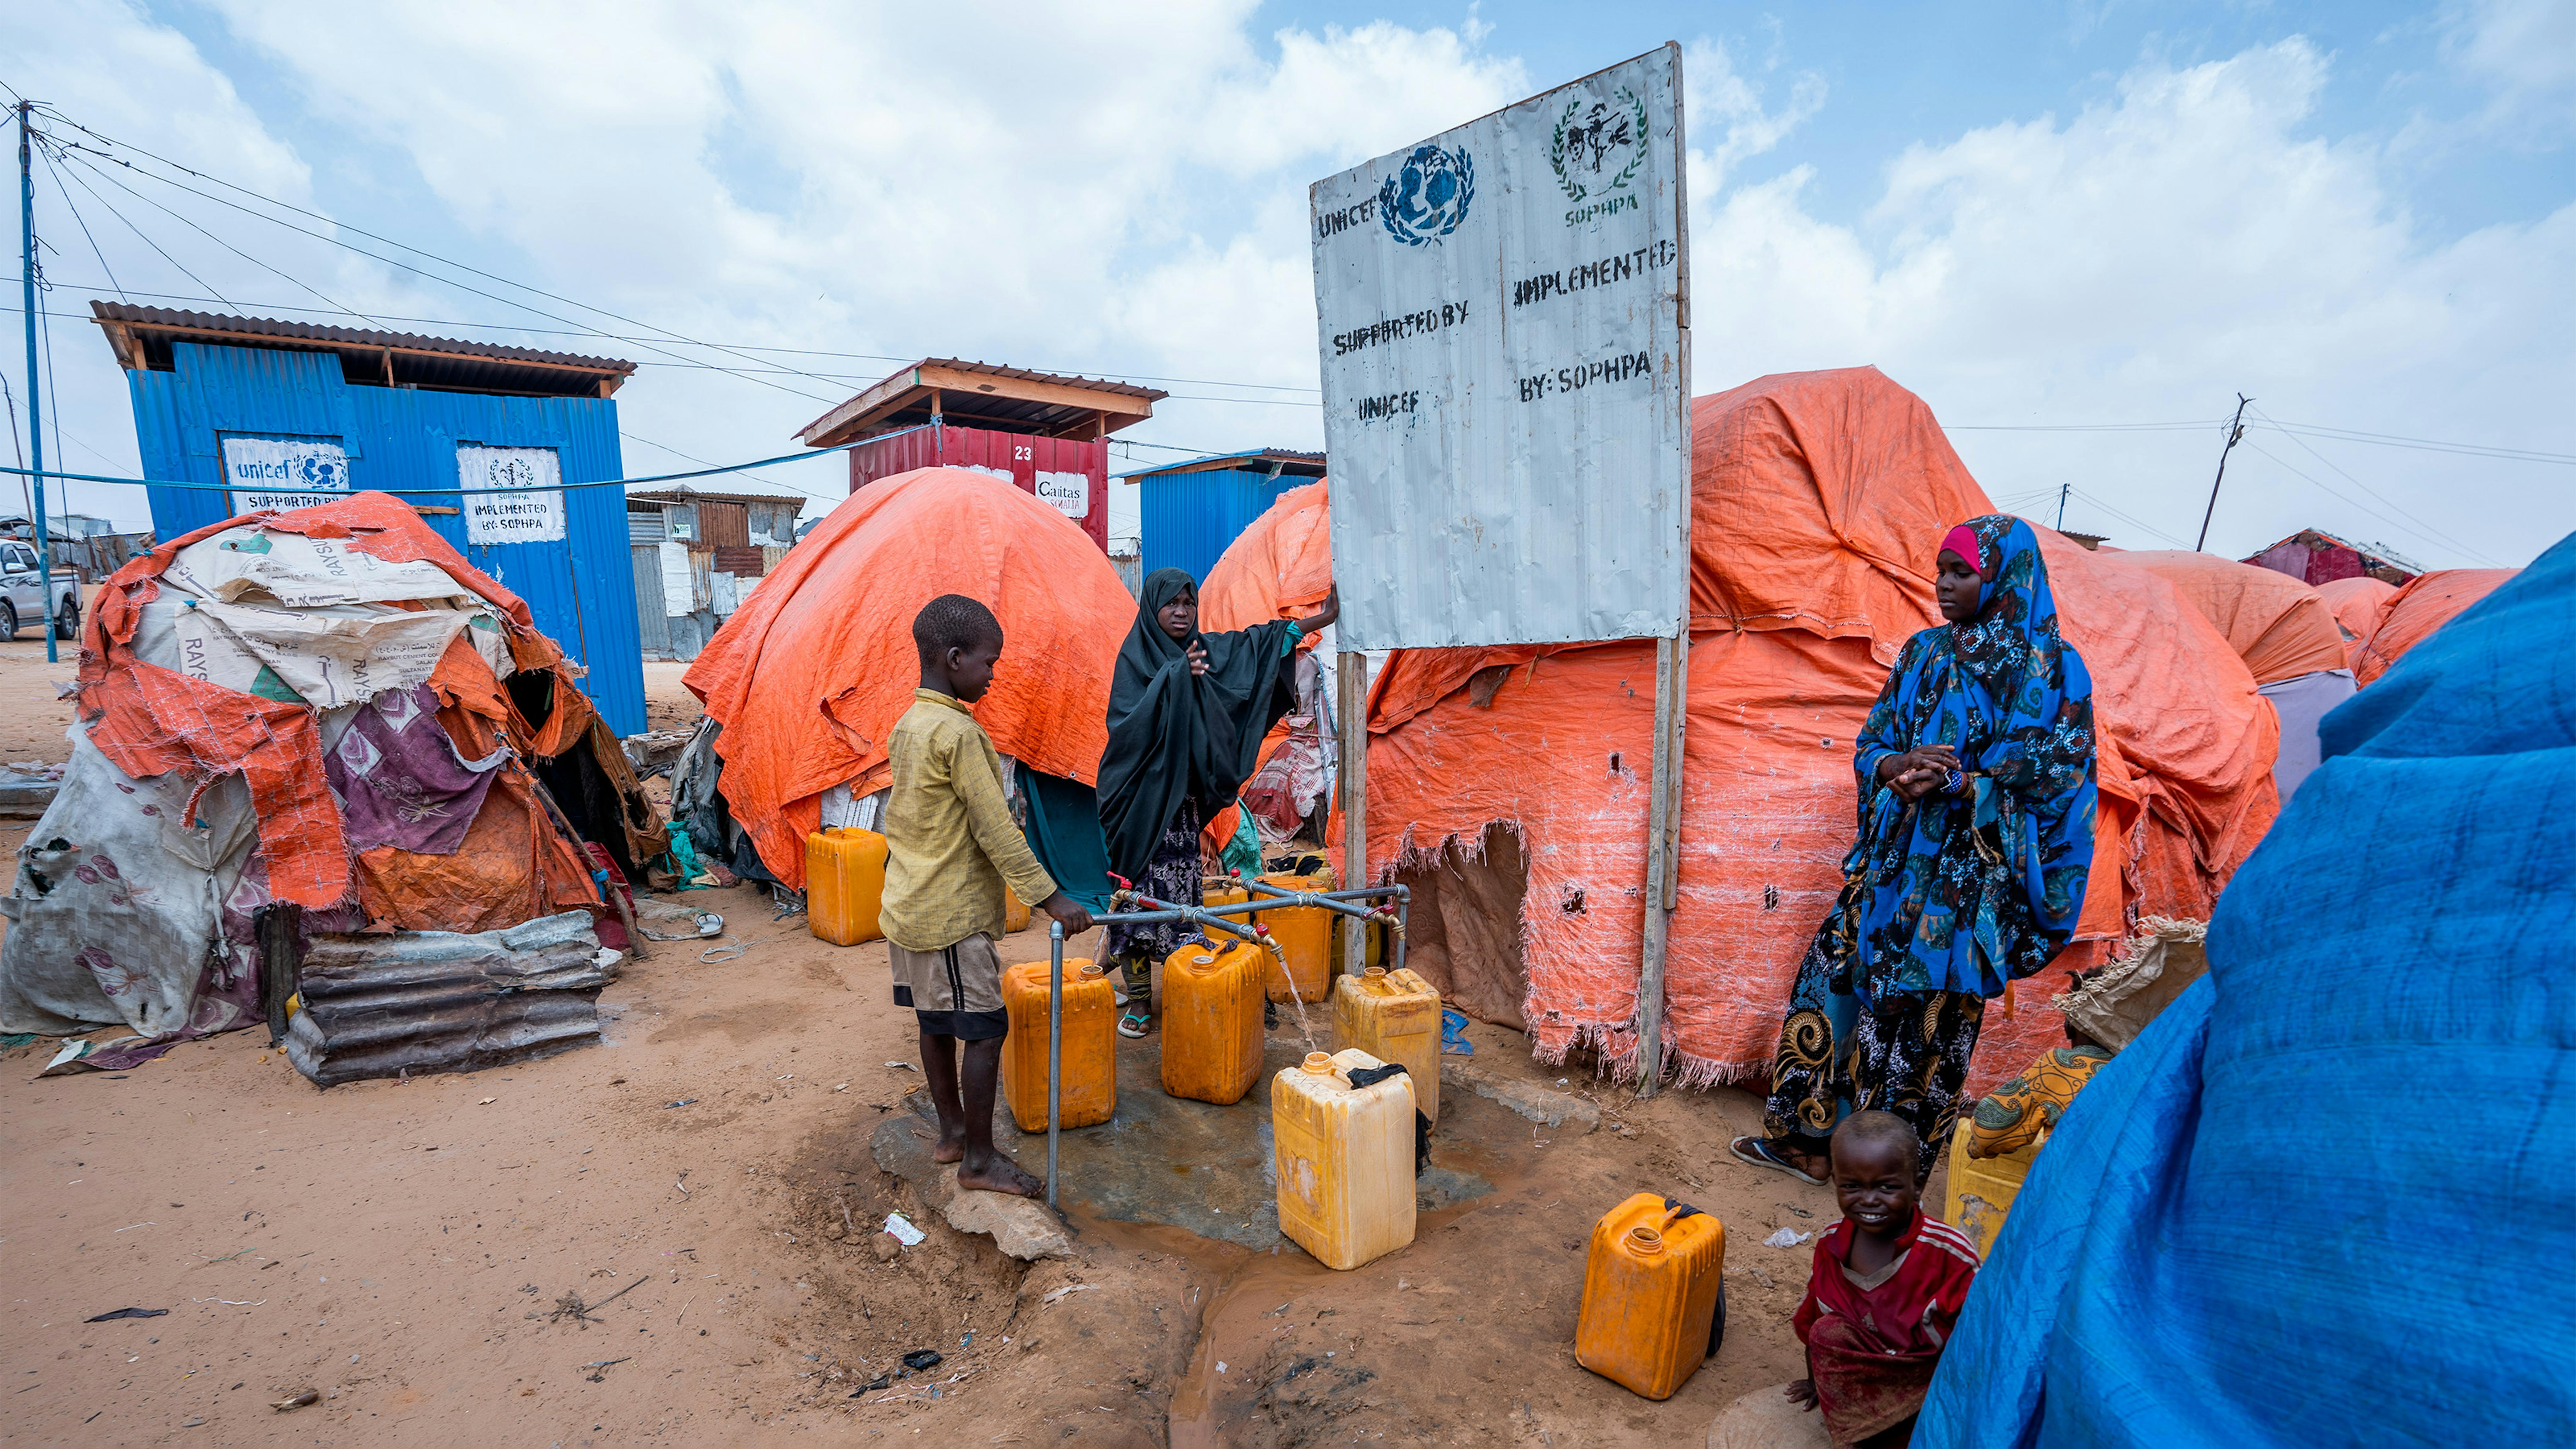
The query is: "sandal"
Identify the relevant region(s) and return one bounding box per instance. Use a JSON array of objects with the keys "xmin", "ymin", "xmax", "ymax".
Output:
[
  {"xmin": 1117, "ymin": 1012, "xmax": 1154, "ymax": 1039},
  {"xmin": 1730, "ymin": 1135, "xmax": 1827, "ymax": 1186}
]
